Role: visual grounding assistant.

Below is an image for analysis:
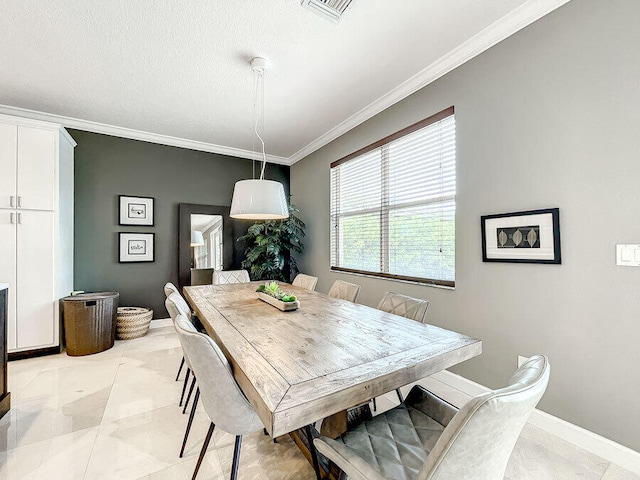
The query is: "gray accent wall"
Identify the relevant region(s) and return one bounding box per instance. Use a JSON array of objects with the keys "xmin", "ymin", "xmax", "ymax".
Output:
[
  {"xmin": 71, "ymin": 130, "xmax": 289, "ymax": 319},
  {"xmin": 291, "ymin": 0, "xmax": 640, "ymax": 451}
]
